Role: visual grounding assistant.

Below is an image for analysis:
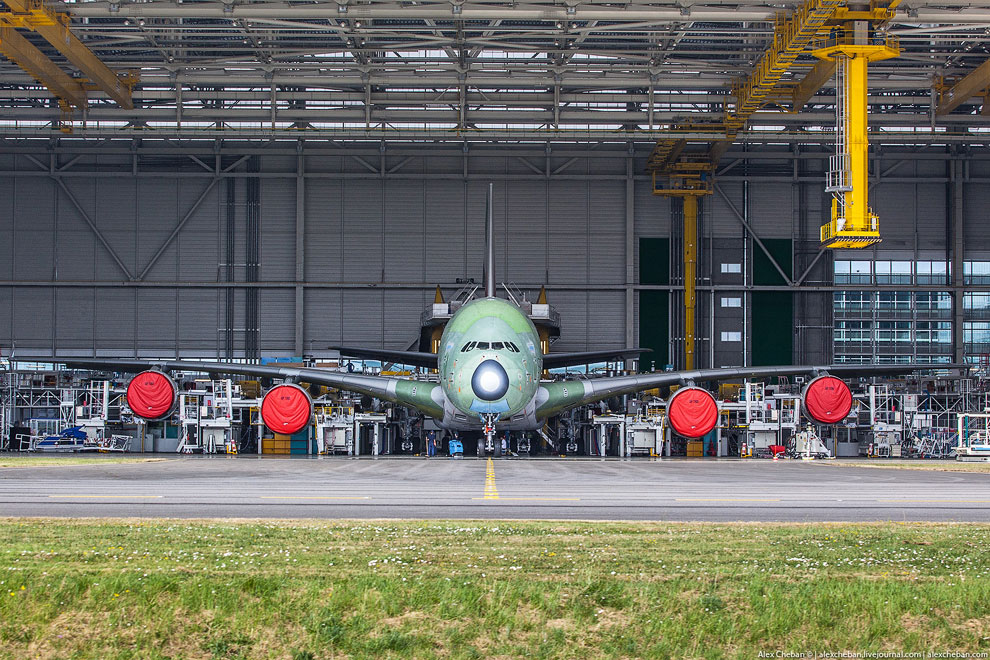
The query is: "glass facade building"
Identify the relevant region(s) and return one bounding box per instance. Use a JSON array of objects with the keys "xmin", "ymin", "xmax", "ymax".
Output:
[{"xmin": 832, "ymin": 260, "xmax": 954, "ymax": 364}]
